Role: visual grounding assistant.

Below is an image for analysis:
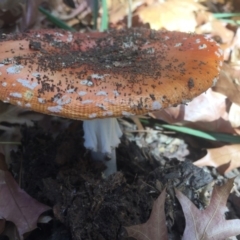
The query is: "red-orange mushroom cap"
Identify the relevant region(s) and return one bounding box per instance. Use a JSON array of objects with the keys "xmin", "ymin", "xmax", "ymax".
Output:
[{"xmin": 0, "ymin": 28, "xmax": 223, "ymax": 120}]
